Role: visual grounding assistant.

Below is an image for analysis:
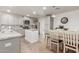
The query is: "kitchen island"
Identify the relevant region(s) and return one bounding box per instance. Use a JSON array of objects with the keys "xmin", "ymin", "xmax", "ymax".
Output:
[
  {"xmin": 0, "ymin": 30, "xmax": 23, "ymax": 53},
  {"xmin": 25, "ymin": 29, "xmax": 39, "ymax": 43}
]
